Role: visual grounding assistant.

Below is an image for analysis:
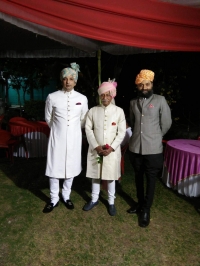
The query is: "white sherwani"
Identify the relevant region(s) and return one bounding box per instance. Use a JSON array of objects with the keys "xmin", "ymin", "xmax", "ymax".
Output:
[
  {"xmin": 45, "ymin": 89, "xmax": 88, "ymax": 179},
  {"xmin": 86, "ymin": 103, "xmax": 126, "ymax": 180}
]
